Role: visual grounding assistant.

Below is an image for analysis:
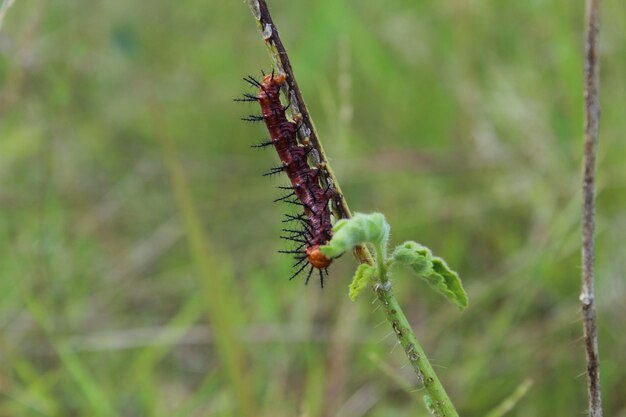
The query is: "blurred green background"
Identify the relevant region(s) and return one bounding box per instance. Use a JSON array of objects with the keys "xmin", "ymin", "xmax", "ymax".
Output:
[{"xmin": 1, "ymin": 0, "xmax": 625, "ymax": 416}]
